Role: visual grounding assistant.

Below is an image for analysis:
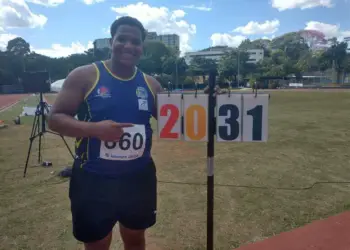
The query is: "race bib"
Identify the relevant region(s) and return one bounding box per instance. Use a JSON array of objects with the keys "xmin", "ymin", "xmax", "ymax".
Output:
[{"xmin": 99, "ymin": 124, "xmax": 146, "ymax": 161}]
